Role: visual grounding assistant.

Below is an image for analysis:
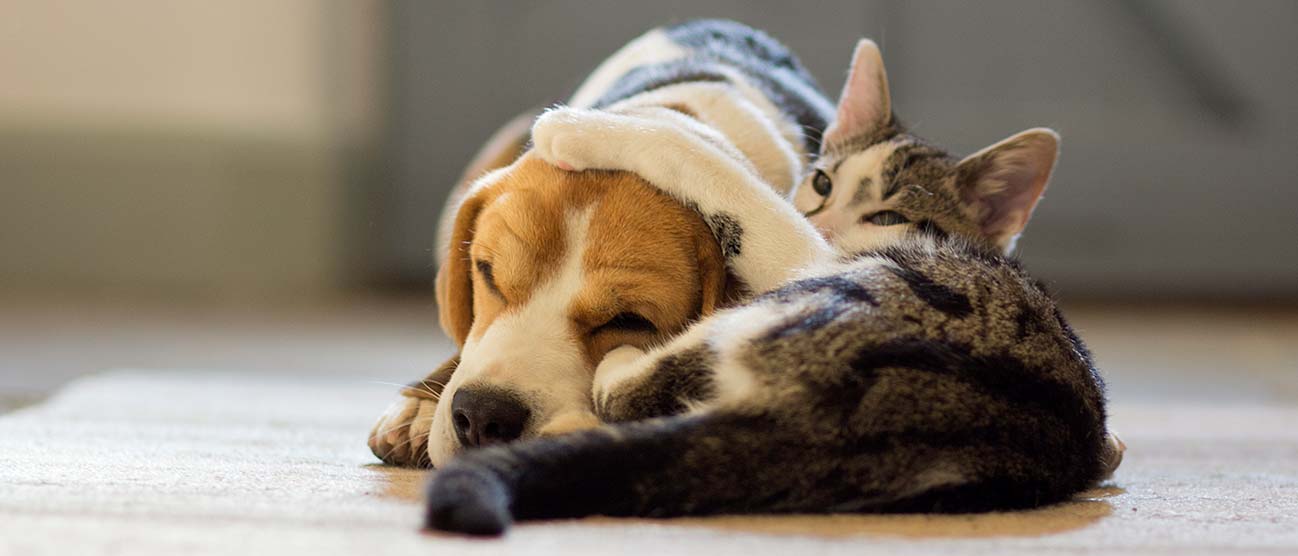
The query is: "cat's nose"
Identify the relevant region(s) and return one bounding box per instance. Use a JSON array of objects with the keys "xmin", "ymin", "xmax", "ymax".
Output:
[{"xmin": 451, "ymin": 388, "xmax": 531, "ymax": 447}]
